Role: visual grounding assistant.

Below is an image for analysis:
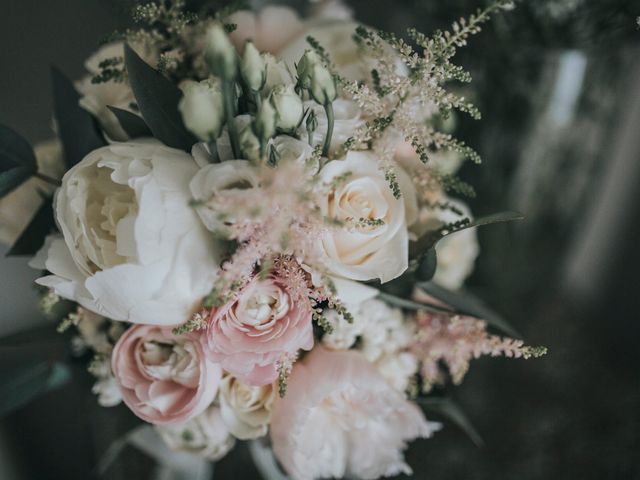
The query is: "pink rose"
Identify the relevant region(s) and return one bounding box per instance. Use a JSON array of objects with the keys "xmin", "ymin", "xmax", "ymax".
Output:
[
  {"xmin": 271, "ymin": 347, "xmax": 439, "ymax": 480},
  {"xmin": 112, "ymin": 325, "xmax": 222, "ymax": 425},
  {"xmin": 204, "ymin": 276, "xmax": 313, "ymax": 386}
]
